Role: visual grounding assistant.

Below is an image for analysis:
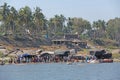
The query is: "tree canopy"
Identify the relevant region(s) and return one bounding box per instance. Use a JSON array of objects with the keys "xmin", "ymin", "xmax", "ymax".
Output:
[{"xmin": 0, "ymin": 3, "xmax": 120, "ymax": 45}]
